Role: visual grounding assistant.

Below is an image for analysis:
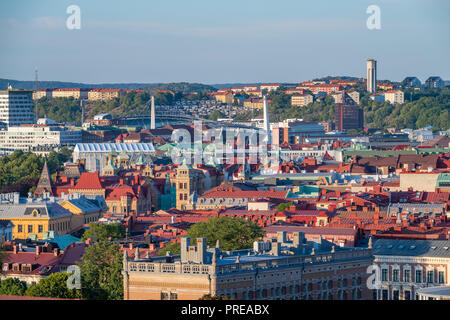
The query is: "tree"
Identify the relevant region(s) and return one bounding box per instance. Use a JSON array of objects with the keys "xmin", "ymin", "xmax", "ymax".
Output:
[
  {"xmin": 158, "ymin": 216, "xmax": 265, "ymax": 256},
  {"xmin": 25, "ymin": 272, "xmax": 81, "ymax": 299},
  {"xmin": 78, "ymin": 241, "xmax": 123, "ymax": 300},
  {"xmin": 81, "ymin": 222, "xmax": 126, "ymax": 242},
  {"xmin": 209, "ymin": 110, "xmax": 225, "ymax": 121},
  {"xmin": 0, "ymin": 148, "xmax": 73, "ymax": 196},
  {"xmin": 0, "ymin": 278, "xmax": 27, "ymax": 296},
  {"xmin": 276, "ymin": 202, "xmax": 293, "ymax": 212}
]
